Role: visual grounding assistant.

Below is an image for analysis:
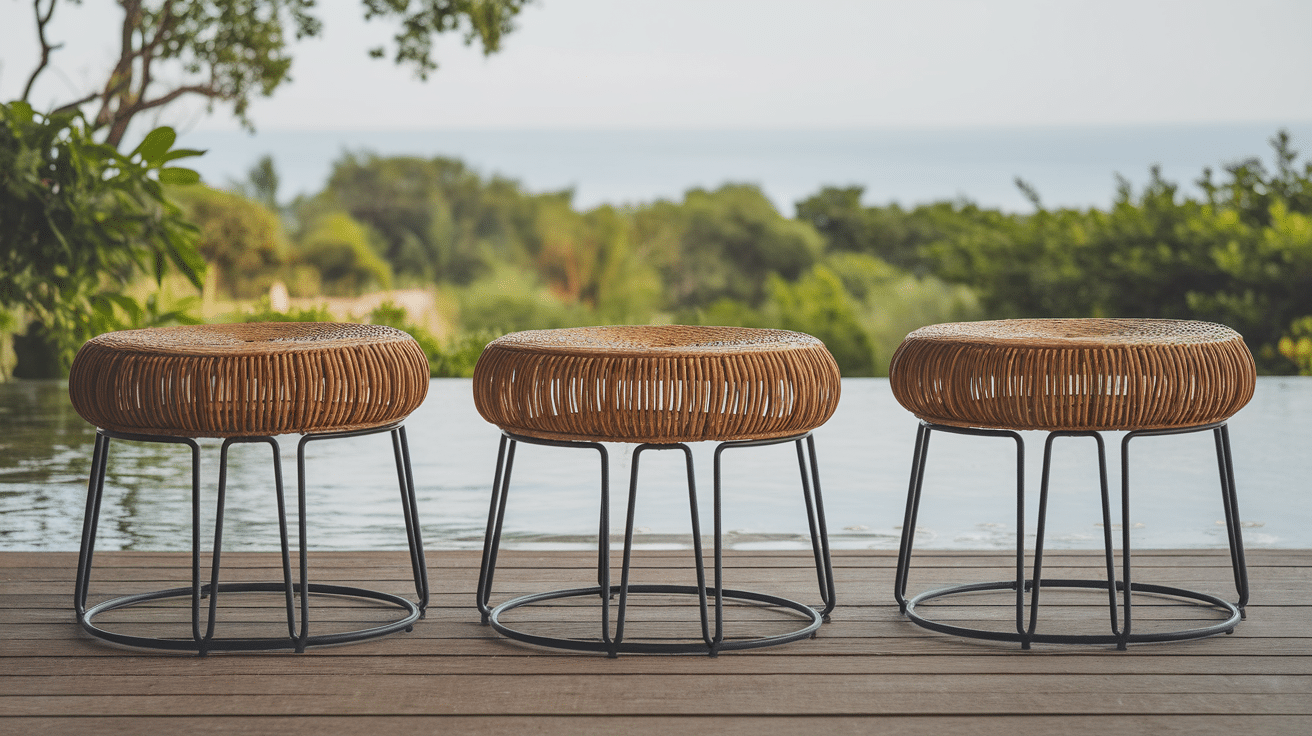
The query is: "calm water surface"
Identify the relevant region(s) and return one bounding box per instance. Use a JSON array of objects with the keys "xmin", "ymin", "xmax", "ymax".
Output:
[{"xmin": 1, "ymin": 378, "xmax": 1308, "ymax": 551}]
